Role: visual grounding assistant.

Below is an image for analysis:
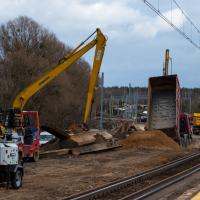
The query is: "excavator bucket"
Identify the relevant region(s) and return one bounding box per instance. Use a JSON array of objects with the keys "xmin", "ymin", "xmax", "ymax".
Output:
[
  {"xmin": 41, "ymin": 125, "xmax": 69, "ymax": 140},
  {"xmin": 41, "ymin": 125, "xmax": 96, "ymax": 147},
  {"xmin": 40, "ymin": 125, "xmax": 121, "ymax": 156}
]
